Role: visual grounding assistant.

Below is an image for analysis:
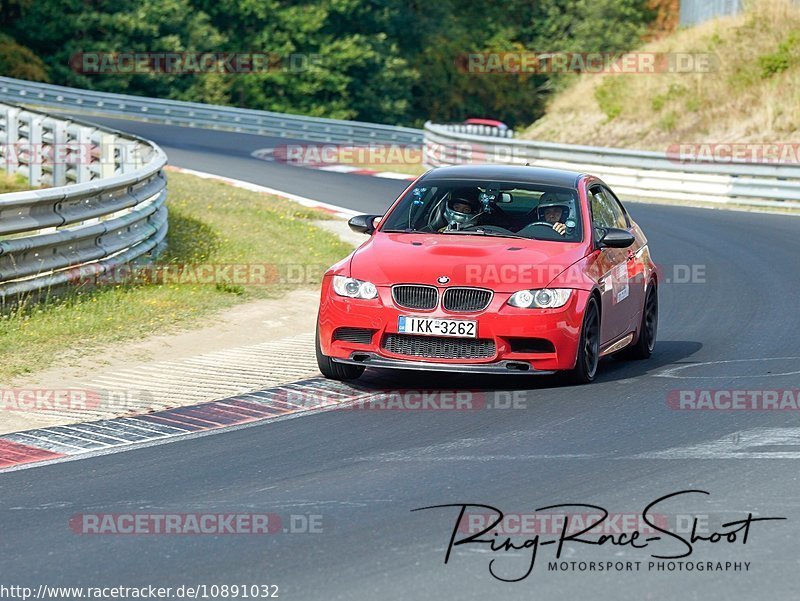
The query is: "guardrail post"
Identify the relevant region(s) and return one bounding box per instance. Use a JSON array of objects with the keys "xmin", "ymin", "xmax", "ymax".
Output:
[
  {"xmin": 119, "ymin": 140, "xmax": 141, "ymax": 172},
  {"xmin": 75, "ymin": 125, "xmax": 92, "ymax": 183},
  {"xmin": 98, "ymin": 131, "xmax": 117, "ymax": 179},
  {"xmin": 27, "ymin": 113, "xmax": 44, "ymax": 186},
  {"xmin": 50, "ymin": 117, "xmax": 68, "ymax": 186},
  {"xmin": 1, "ymin": 106, "xmax": 20, "ymax": 176}
]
